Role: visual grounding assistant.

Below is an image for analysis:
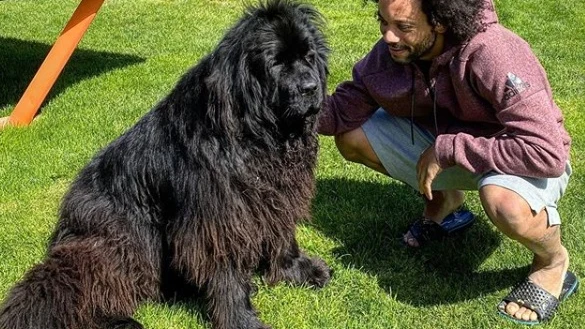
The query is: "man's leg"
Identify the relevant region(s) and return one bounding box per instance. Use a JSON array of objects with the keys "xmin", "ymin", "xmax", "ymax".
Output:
[
  {"xmin": 480, "ymin": 185, "xmax": 569, "ymax": 322},
  {"xmin": 335, "ymin": 110, "xmax": 479, "ymax": 246},
  {"xmin": 335, "ymin": 127, "xmax": 465, "ymax": 247},
  {"xmin": 334, "ymin": 127, "xmax": 389, "ymax": 175}
]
